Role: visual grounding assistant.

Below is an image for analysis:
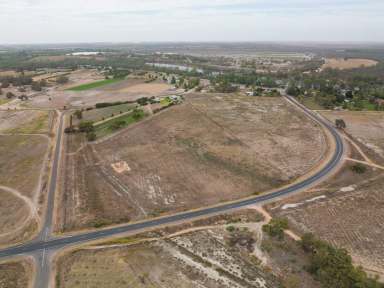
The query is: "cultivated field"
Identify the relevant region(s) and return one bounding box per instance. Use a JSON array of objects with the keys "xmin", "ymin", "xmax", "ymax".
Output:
[
  {"xmin": 0, "ymin": 259, "xmax": 33, "ymax": 288},
  {"xmin": 72, "ymin": 103, "xmax": 137, "ymax": 125},
  {"xmin": 268, "ymin": 160, "xmax": 384, "ymax": 279},
  {"xmin": 57, "ymin": 93, "xmax": 327, "ymax": 231},
  {"xmin": 19, "ymin": 70, "xmax": 175, "ymax": 109},
  {"xmin": 322, "ymin": 58, "xmax": 378, "ymax": 70},
  {"xmin": 321, "ymin": 111, "xmax": 384, "ymax": 163}
]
